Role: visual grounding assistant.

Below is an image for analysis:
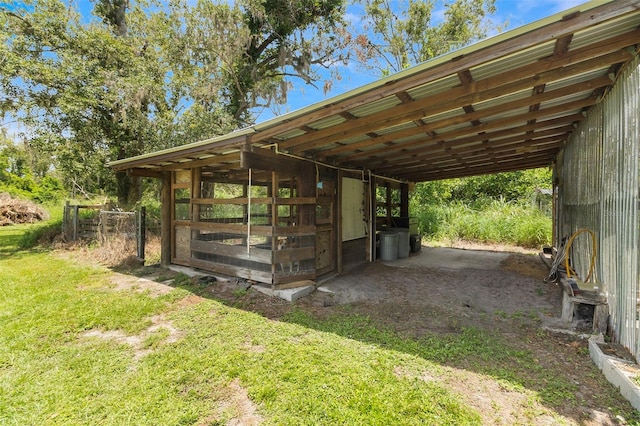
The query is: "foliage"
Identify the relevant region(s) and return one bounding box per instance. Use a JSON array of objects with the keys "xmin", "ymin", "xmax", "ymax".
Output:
[
  {"xmin": 1, "ymin": 0, "xmax": 349, "ymax": 203},
  {"xmin": 412, "ymin": 168, "xmax": 552, "ymax": 206},
  {"xmin": 410, "ymin": 168, "xmax": 553, "ymax": 247},
  {"xmin": 0, "ymin": 132, "xmax": 64, "ymax": 203},
  {"xmin": 172, "ymin": 0, "xmax": 349, "ymax": 123},
  {"xmin": 354, "ymin": 0, "xmax": 502, "ymax": 74},
  {"xmin": 414, "ymin": 200, "xmax": 552, "ymax": 248},
  {"xmin": 18, "ymin": 205, "xmax": 62, "ymax": 249}
]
